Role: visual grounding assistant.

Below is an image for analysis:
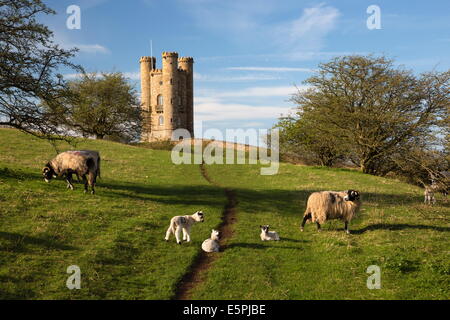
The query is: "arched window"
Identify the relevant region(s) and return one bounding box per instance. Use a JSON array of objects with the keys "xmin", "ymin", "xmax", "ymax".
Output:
[
  {"xmin": 158, "ymin": 116, "xmax": 164, "ymax": 126},
  {"xmin": 157, "ymin": 94, "xmax": 163, "ymax": 106}
]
